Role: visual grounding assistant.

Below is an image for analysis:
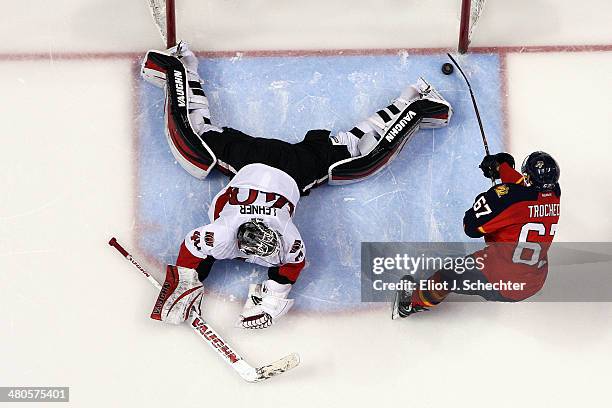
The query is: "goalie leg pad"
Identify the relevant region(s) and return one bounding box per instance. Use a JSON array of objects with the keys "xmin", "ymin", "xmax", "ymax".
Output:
[
  {"xmin": 414, "ymin": 77, "xmax": 453, "ymax": 129},
  {"xmin": 328, "ymin": 78, "xmax": 452, "ymax": 184},
  {"xmin": 142, "ymin": 50, "xmax": 218, "ymax": 179},
  {"xmin": 141, "ymin": 41, "xmax": 200, "ymax": 88},
  {"xmin": 141, "ymin": 53, "xmax": 168, "ymax": 88},
  {"xmin": 329, "ymin": 108, "xmax": 420, "ymax": 184}
]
